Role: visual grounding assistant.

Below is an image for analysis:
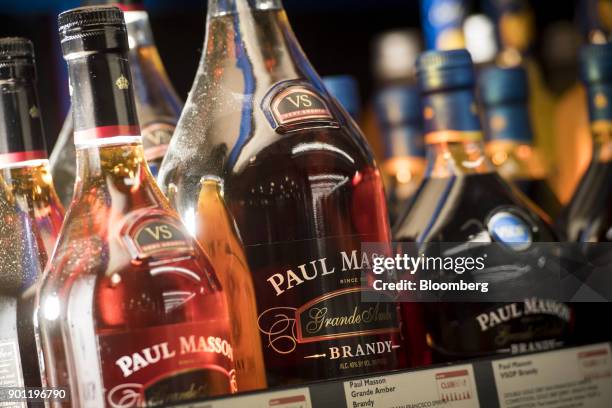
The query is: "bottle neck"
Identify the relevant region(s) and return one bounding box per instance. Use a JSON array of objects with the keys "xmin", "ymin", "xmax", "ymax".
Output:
[
  {"xmin": 586, "ymin": 82, "xmax": 612, "ymax": 163},
  {"xmin": 124, "ymin": 10, "xmax": 154, "ymax": 48},
  {"xmin": 67, "ymin": 48, "xmax": 151, "ymax": 202},
  {"xmin": 208, "ymin": 0, "xmax": 283, "ymax": 17},
  {"xmin": 0, "ymin": 78, "xmax": 47, "ymax": 168},
  {"xmin": 203, "ymin": 0, "xmax": 313, "ymax": 84},
  {"xmin": 483, "ymin": 102, "xmax": 533, "ymax": 145},
  {"xmin": 68, "ymin": 50, "xmax": 140, "ymax": 145},
  {"xmin": 422, "ymin": 88, "xmax": 492, "ymax": 177}
]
